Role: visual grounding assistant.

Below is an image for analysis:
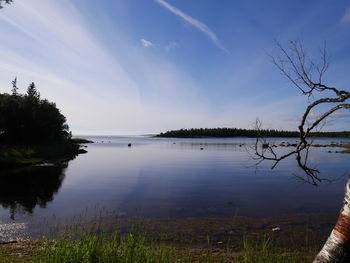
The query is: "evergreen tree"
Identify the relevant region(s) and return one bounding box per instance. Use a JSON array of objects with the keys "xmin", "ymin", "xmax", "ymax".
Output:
[
  {"xmin": 11, "ymin": 77, "xmax": 18, "ymax": 96},
  {"xmin": 27, "ymin": 82, "xmax": 40, "ymax": 99},
  {"xmin": 0, "ymin": 80, "xmax": 70, "ymax": 143}
]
